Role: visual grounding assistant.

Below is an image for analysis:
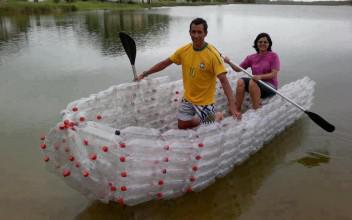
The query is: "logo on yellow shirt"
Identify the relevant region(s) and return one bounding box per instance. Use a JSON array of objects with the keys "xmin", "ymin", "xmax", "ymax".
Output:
[{"xmin": 199, "ymin": 63, "xmax": 205, "ymax": 71}]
